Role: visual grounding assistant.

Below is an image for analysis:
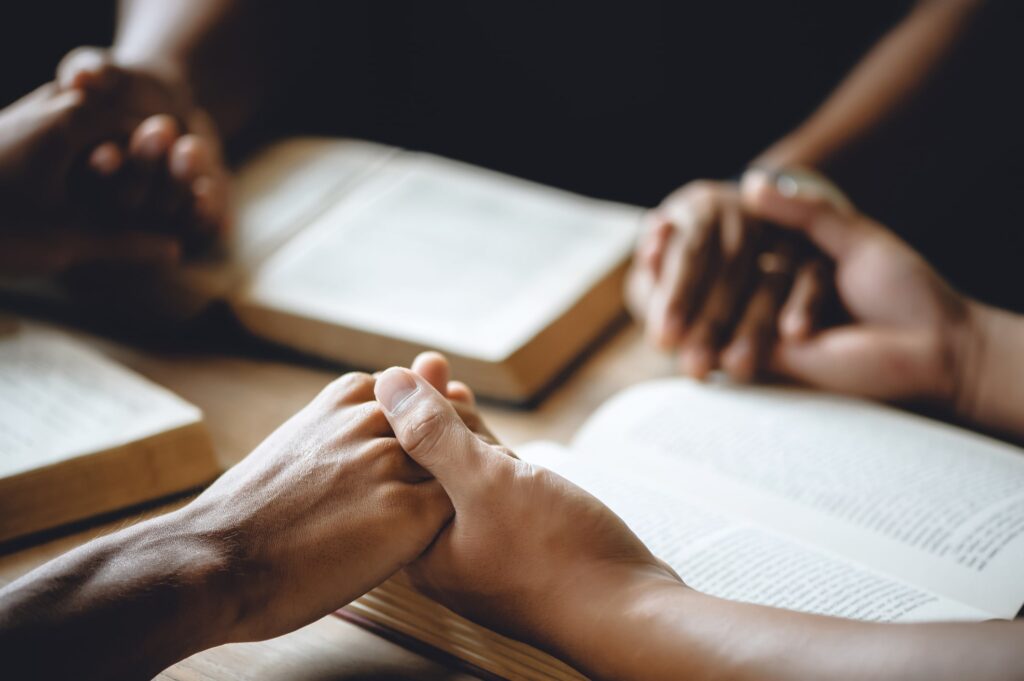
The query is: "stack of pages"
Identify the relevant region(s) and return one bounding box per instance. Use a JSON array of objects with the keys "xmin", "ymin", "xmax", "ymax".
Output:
[{"xmin": 0, "ymin": 320, "xmax": 218, "ymax": 543}]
